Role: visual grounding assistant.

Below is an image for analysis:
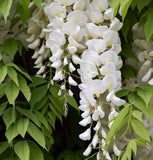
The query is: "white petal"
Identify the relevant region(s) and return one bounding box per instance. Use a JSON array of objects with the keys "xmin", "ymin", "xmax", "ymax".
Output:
[
  {"xmin": 142, "ymin": 69, "xmax": 152, "ymax": 82},
  {"xmin": 113, "ymin": 144, "xmax": 121, "ymax": 156},
  {"xmin": 79, "ymin": 128, "xmax": 91, "ymax": 141},
  {"xmin": 94, "ymin": 121, "xmax": 101, "ymax": 131},
  {"xmin": 68, "ymin": 76, "xmax": 77, "ymax": 86},
  {"xmin": 28, "ymin": 39, "xmax": 40, "ymax": 49},
  {"xmin": 92, "ymin": 134, "xmax": 98, "ymax": 148},
  {"xmin": 72, "ymin": 55, "xmax": 81, "ymax": 64},
  {"xmin": 69, "ymin": 63, "xmax": 76, "ymax": 72},
  {"xmin": 148, "ymin": 78, "xmax": 153, "ymax": 85},
  {"xmin": 63, "ymin": 57, "xmax": 68, "ymax": 65},
  {"xmin": 92, "ymin": 110, "xmax": 99, "ymax": 121},
  {"xmin": 79, "ymin": 116, "xmax": 91, "ymax": 126},
  {"xmin": 36, "ymin": 66, "xmax": 45, "ymax": 75},
  {"xmin": 68, "ymin": 89, "xmax": 73, "ymax": 96},
  {"xmin": 83, "ymin": 145, "xmax": 92, "ymax": 156}
]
